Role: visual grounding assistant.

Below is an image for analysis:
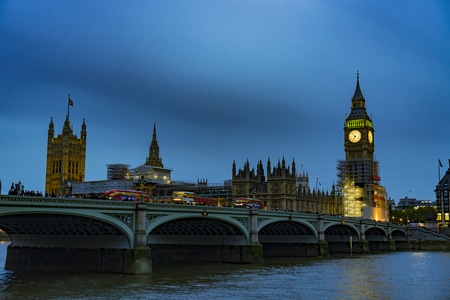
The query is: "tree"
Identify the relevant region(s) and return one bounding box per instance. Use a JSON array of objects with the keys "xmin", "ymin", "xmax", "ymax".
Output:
[{"xmin": 390, "ymin": 207, "xmax": 437, "ymax": 225}]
